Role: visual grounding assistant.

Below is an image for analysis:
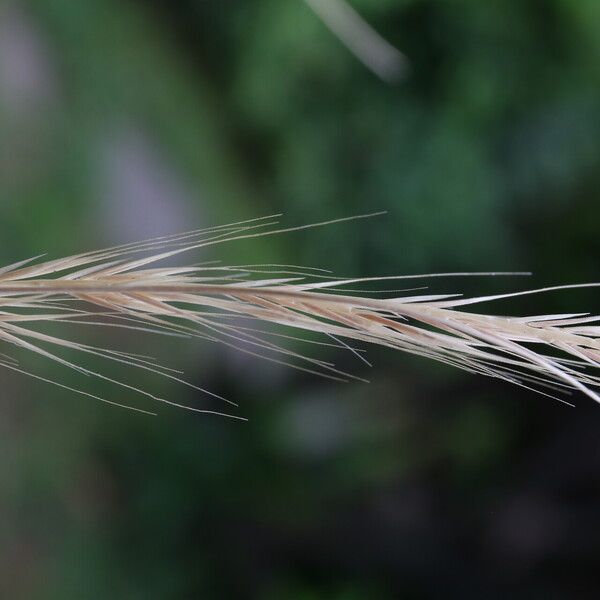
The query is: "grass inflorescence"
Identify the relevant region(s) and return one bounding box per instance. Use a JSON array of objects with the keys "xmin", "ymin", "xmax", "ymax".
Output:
[{"xmin": 1, "ymin": 214, "xmax": 599, "ymax": 418}]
